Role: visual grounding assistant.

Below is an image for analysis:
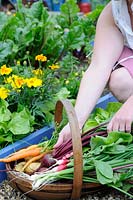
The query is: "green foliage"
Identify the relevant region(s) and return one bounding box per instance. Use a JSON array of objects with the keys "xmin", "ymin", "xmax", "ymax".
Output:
[
  {"xmin": 0, "ymin": 0, "xmax": 103, "ymax": 65},
  {"xmin": 0, "ymin": 99, "xmax": 35, "ymax": 149}
]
